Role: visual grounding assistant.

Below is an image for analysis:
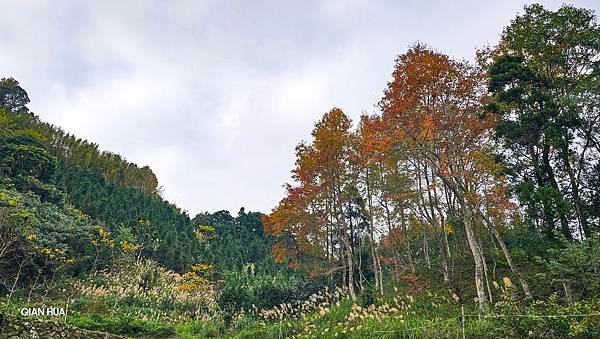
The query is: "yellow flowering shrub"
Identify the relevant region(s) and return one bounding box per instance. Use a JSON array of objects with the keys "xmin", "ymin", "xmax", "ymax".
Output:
[
  {"xmin": 91, "ymin": 226, "xmax": 115, "ymax": 248},
  {"xmin": 120, "ymin": 240, "xmax": 141, "ymax": 252}
]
